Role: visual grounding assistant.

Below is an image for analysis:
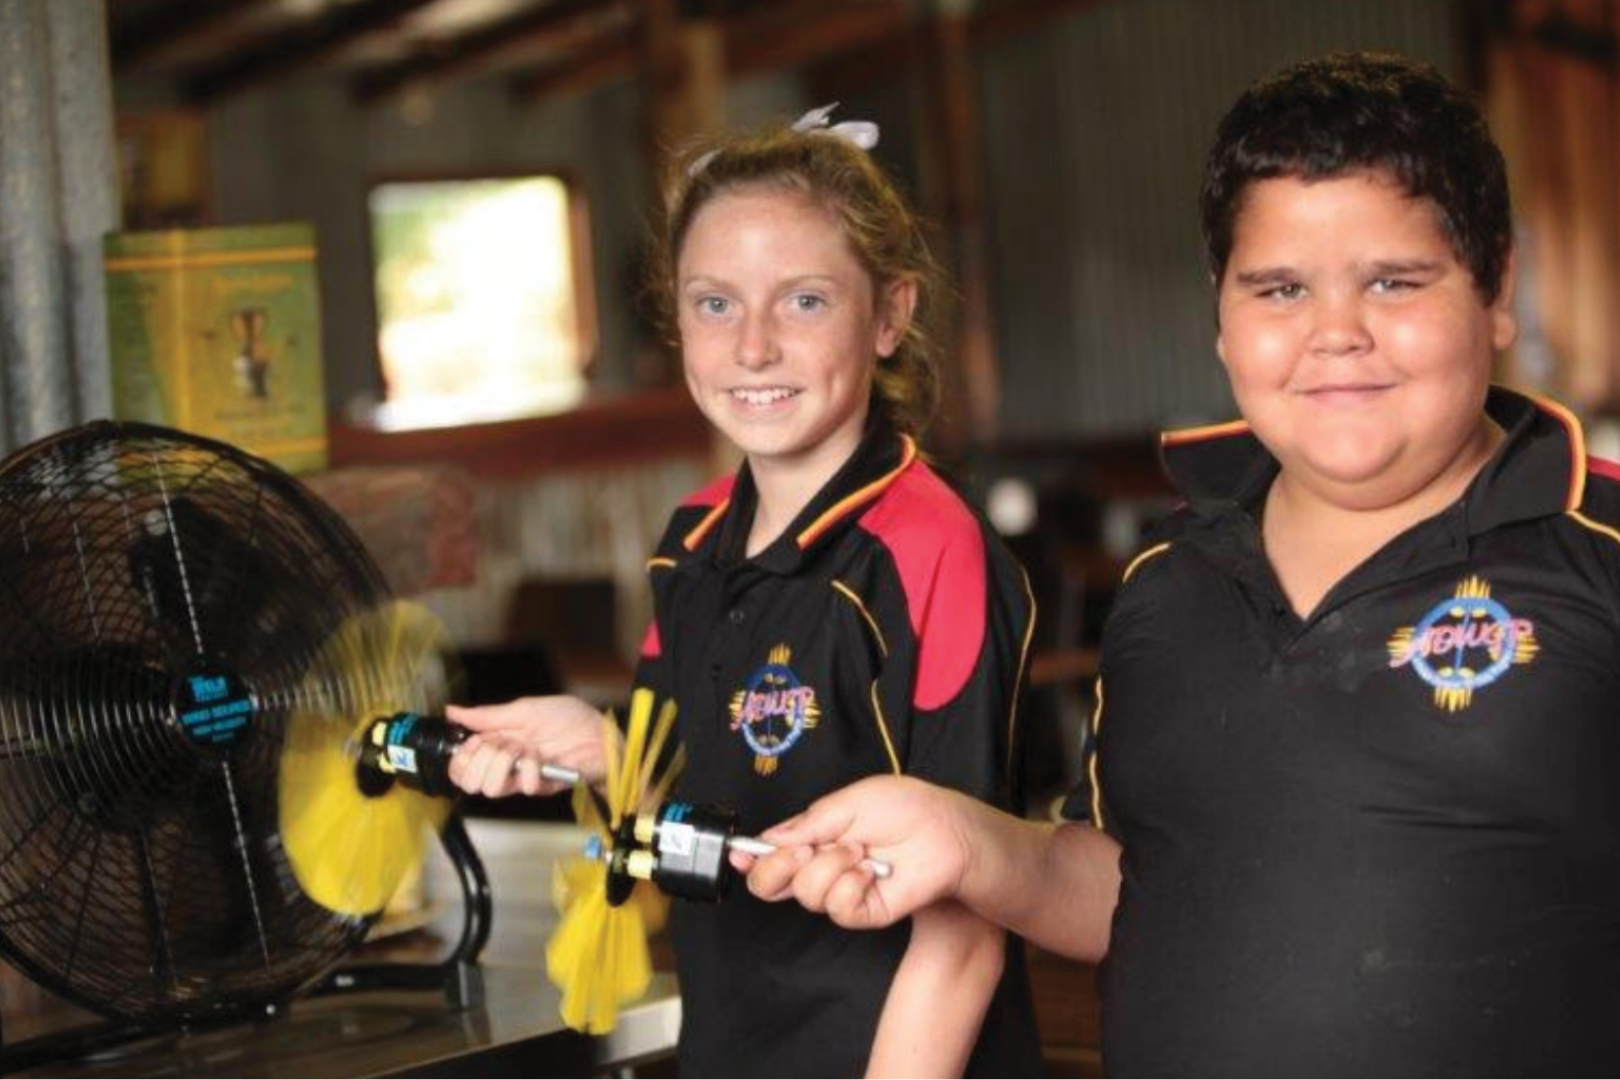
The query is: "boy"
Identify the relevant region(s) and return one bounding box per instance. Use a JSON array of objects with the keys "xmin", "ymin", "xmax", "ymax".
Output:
[{"xmin": 741, "ymin": 52, "xmax": 1620, "ymax": 1073}]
